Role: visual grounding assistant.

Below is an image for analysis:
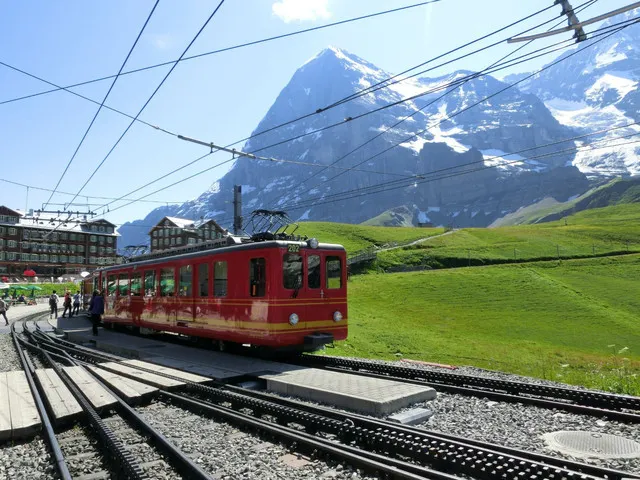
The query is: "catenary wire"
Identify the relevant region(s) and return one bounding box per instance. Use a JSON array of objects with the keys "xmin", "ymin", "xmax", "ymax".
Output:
[
  {"xmin": 42, "ymin": 0, "xmax": 161, "ymax": 211},
  {"xmin": 95, "ymin": 12, "xmax": 616, "ymax": 216},
  {"xmin": 0, "ymin": 1, "xmax": 444, "ymax": 107}
]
